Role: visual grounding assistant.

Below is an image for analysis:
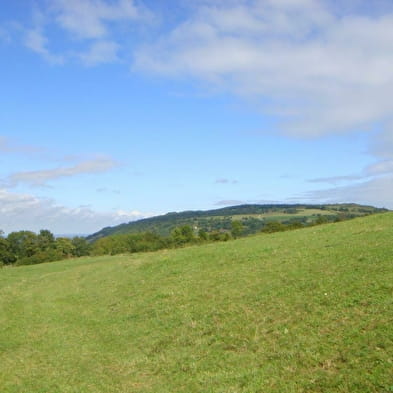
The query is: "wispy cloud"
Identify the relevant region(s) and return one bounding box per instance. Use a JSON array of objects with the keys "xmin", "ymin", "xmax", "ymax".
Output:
[
  {"xmin": 215, "ymin": 178, "xmax": 238, "ymax": 184},
  {"xmin": 308, "ymin": 174, "xmax": 365, "ymax": 185},
  {"xmin": 214, "ymin": 198, "xmax": 283, "ymax": 206},
  {"xmin": 304, "ymin": 174, "xmax": 393, "ymax": 209},
  {"xmin": 51, "ymin": 0, "xmax": 145, "ymax": 40},
  {"xmin": 365, "ymin": 159, "xmax": 393, "ymax": 176},
  {"xmin": 0, "ymin": 136, "xmax": 45, "ymax": 154},
  {"xmin": 214, "ymin": 199, "xmax": 245, "ymax": 206},
  {"xmin": 0, "ymin": 188, "xmax": 151, "ymax": 234},
  {"xmin": 308, "ymin": 157, "xmax": 393, "ymax": 184},
  {"xmin": 96, "ymin": 187, "xmax": 121, "ymax": 194},
  {"xmin": 17, "ymin": 0, "xmax": 150, "ymax": 65},
  {"xmin": 80, "ymin": 40, "xmax": 120, "ymax": 66},
  {"xmin": 24, "ymin": 28, "xmax": 64, "ymax": 64},
  {"xmin": 5, "ymin": 157, "xmax": 118, "ymax": 187},
  {"xmin": 0, "ymin": 25, "xmax": 11, "ymax": 43}
]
